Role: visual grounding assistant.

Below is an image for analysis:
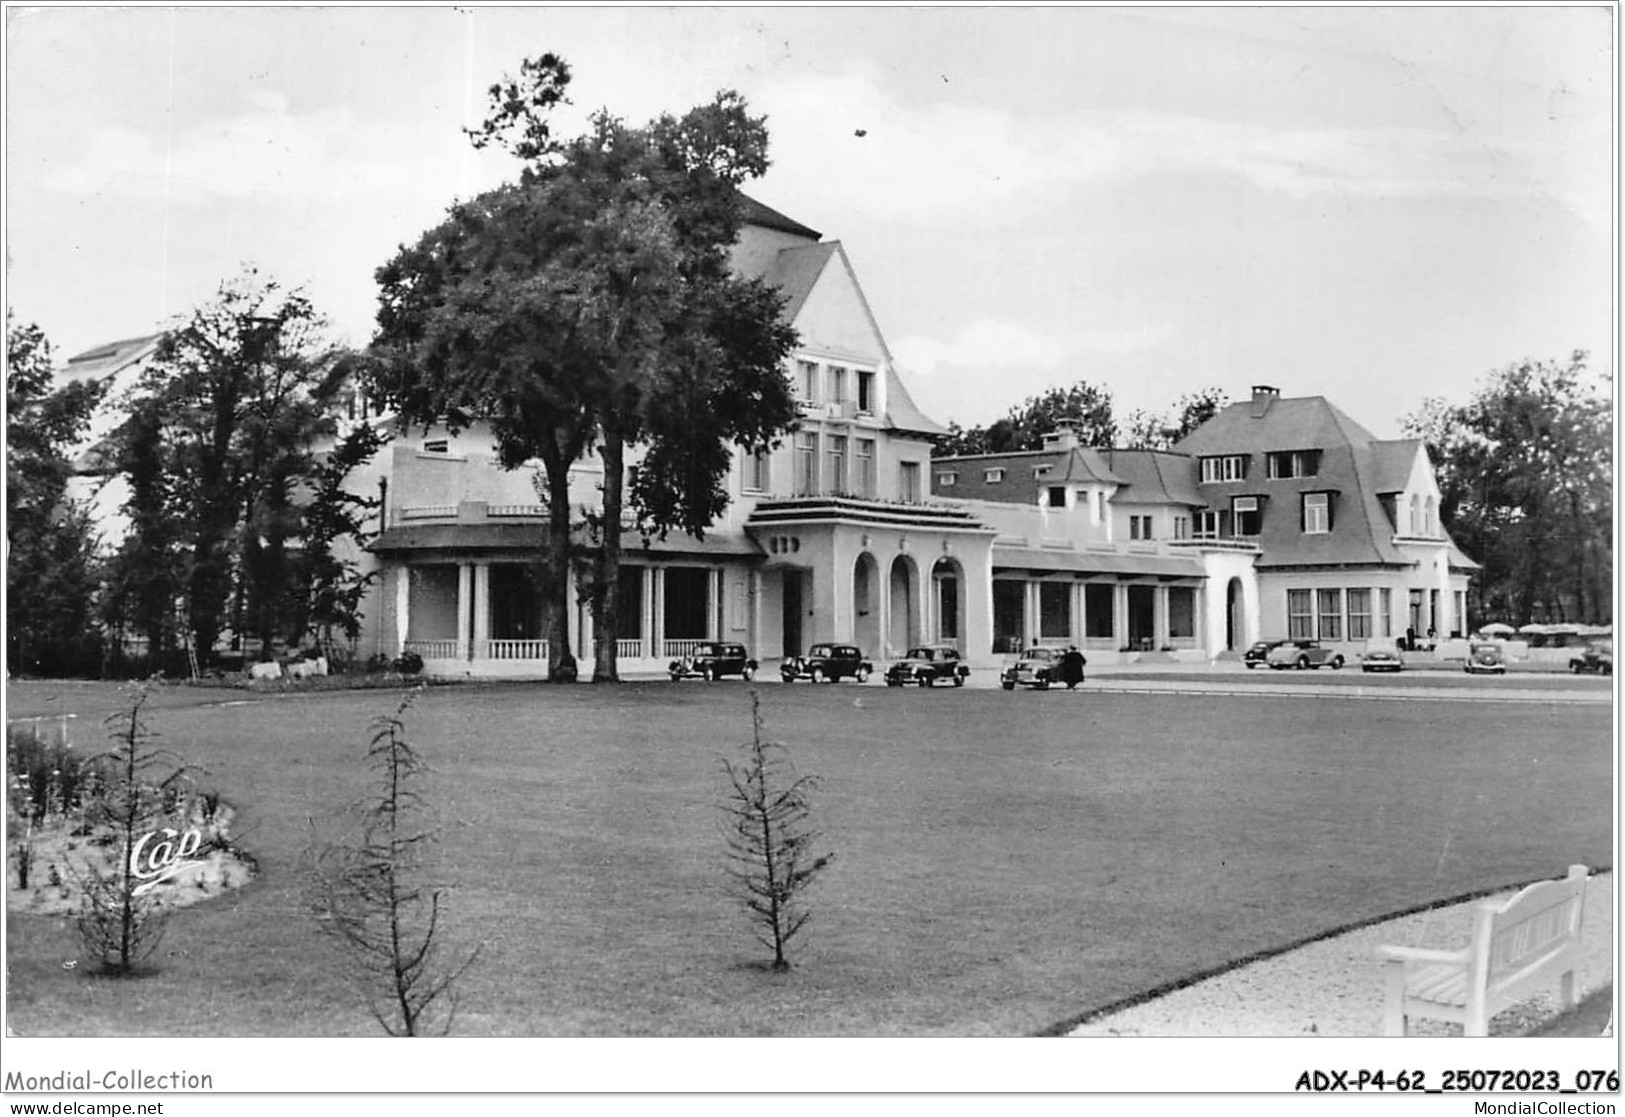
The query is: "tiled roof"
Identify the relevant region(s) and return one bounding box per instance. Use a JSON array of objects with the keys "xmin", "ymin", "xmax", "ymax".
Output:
[
  {"xmin": 931, "ymin": 446, "xmax": 1127, "ymax": 504},
  {"xmin": 1367, "ymin": 439, "xmax": 1423, "ymax": 493},
  {"xmin": 738, "ymin": 194, "xmax": 821, "ymax": 240},
  {"xmin": 762, "ymin": 242, "xmax": 839, "ymax": 324},
  {"xmin": 1100, "ymin": 449, "xmax": 1203, "ymax": 506},
  {"xmin": 54, "ymin": 334, "xmax": 161, "ymax": 386}
]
